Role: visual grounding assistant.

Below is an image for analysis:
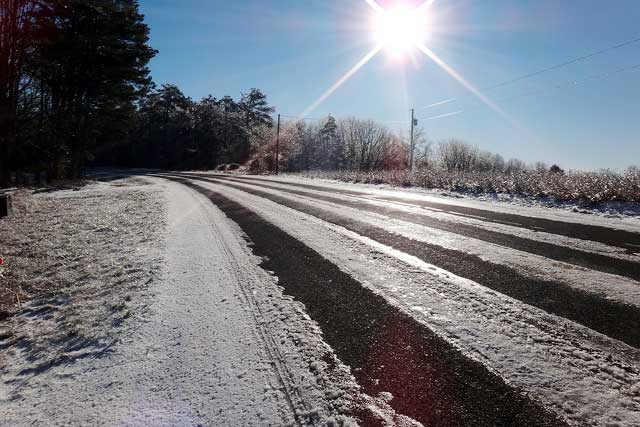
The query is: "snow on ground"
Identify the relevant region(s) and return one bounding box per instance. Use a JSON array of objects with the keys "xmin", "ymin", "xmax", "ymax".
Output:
[
  {"xmin": 0, "ymin": 177, "xmax": 411, "ymax": 426},
  {"xmin": 287, "ymin": 172, "xmax": 640, "ymax": 222},
  {"xmin": 193, "ymin": 178, "xmax": 640, "ymax": 427},
  {"xmin": 0, "ymin": 179, "xmax": 164, "ymax": 387},
  {"xmin": 215, "ymin": 173, "xmax": 640, "ymax": 233},
  {"xmin": 206, "ymin": 177, "xmax": 640, "ymax": 308}
]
